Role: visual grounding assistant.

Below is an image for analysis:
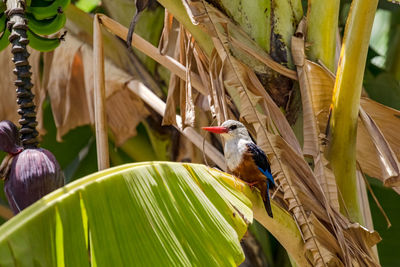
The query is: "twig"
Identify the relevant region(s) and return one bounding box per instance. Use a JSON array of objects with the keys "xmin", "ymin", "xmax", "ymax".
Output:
[
  {"xmin": 97, "ymin": 14, "xmax": 208, "ymax": 96},
  {"xmin": 93, "ymin": 14, "xmax": 110, "ymax": 170}
]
